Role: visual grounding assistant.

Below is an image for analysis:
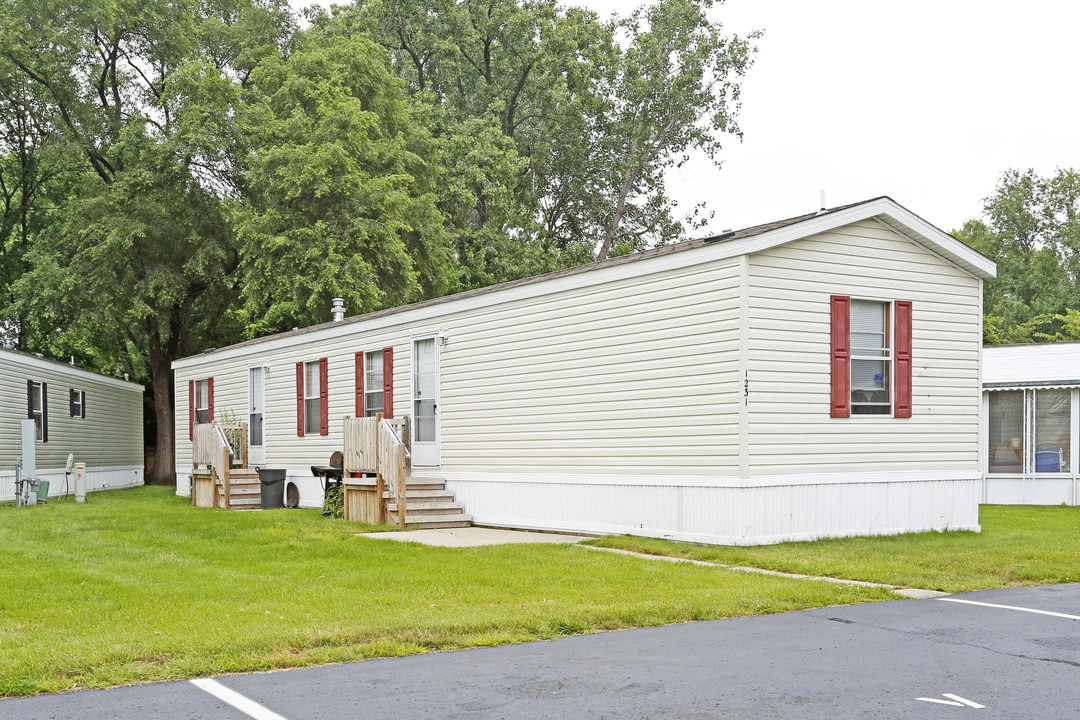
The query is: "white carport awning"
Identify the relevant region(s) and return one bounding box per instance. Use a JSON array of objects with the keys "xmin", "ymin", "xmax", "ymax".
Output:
[{"xmin": 984, "ymin": 381, "xmax": 1080, "ymax": 391}]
